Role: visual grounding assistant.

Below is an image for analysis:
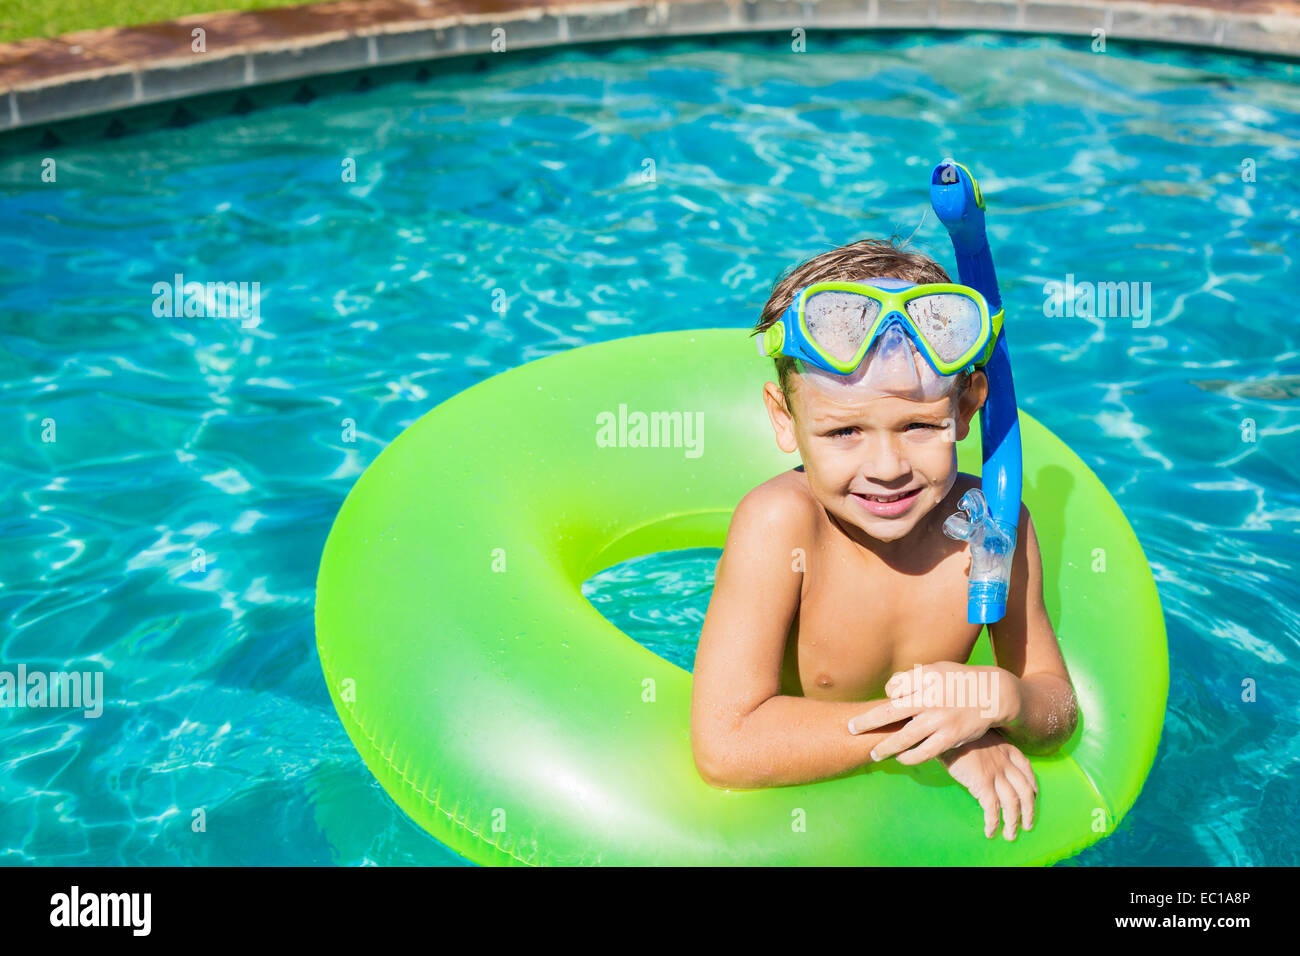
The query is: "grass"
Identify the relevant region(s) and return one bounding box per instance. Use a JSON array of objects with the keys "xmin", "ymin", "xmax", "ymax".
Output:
[{"xmin": 0, "ymin": 0, "xmax": 314, "ymax": 44}]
